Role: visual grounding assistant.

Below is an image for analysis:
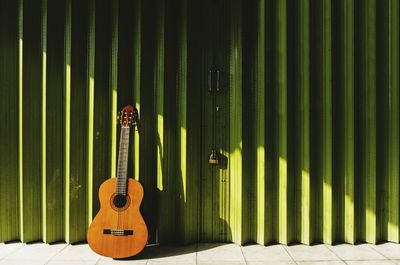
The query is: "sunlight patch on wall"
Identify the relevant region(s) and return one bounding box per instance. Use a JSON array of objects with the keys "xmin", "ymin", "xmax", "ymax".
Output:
[
  {"xmin": 230, "ymin": 143, "xmax": 242, "ymax": 243},
  {"xmin": 366, "ymin": 206, "xmax": 376, "ymax": 242},
  {"xmin": 323, "ymin": 181, "xmax": 332, "ymax": 242},
  {"xmin": 87, "ymin": 75, "xmax": 94, "ymax": 223},
  {"xmin": 388, "ymin": 221, "xmax": 399, "ymax": 242},
  {"xmin": 345, "ymin": 193, "xmax": 354, "ymax": 242},
  {"xmin": 256, "ymin": 146, "xmax": 265, "ymax": 243},
  {"xmin": 301, "ymin": 169, "xmax": 310, "ymax": 243},
  {"xmin": 64, "ymin": 60, "xmax": 71, "ymax": 243},
  {"xmin": 157, "ymin": 114, "xmax": 164, "ymax": 191},
  {"xmin": 110, "ymin": 89, "xmax": 117, "ymax": 178},
  {"xmin": 41, "ymin": 49, "xmax": 47, "ymax": 241},
  {"xmin": 134, "ymin": 102, "xmax": 140, "ymax": 180},
  {"xmin": 18, "ymin": 32, "xmax": 24, "ymax": 242},
  {"xmin": 278, "ymin": 156, "xmax": 287, "ymax": 243},
  {"xmin": 180, "ymin": 127, "xmax": 186, "ymax": 202}
]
